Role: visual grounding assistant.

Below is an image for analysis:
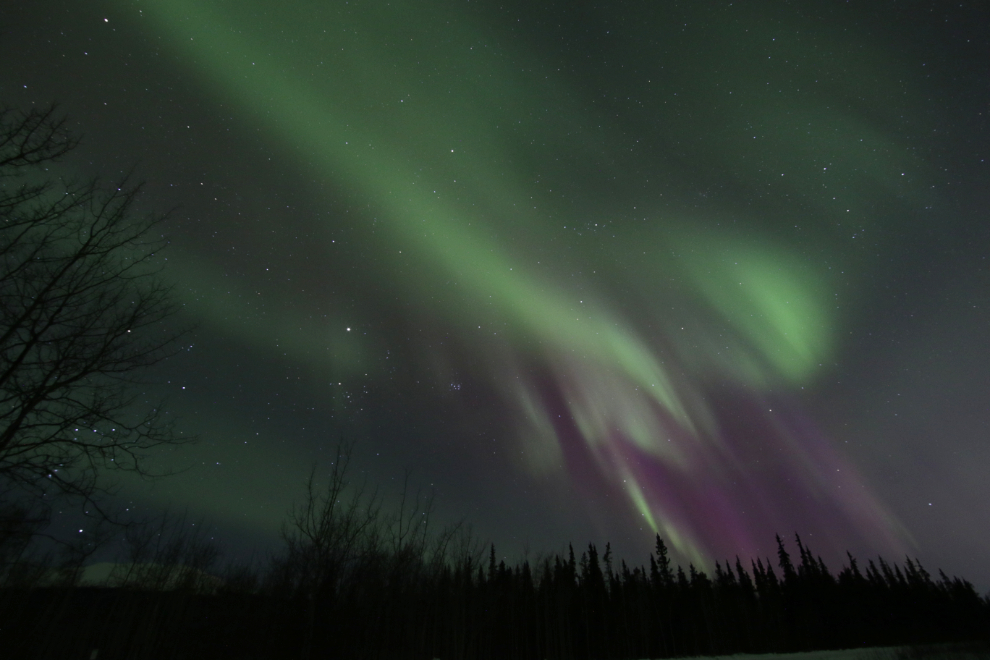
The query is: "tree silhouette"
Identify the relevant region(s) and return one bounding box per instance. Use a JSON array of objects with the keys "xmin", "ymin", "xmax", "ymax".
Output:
[
  {"xmin": 3, "ymin": 504, "xmax": 988, "ymax": 658},
  {"xmin": 274, "ymin": 439, "xmax": 385, "ymax": 660},
  {"xmin": 0, "ymin": 103, "xmax": 189, "ymax": 523}
]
